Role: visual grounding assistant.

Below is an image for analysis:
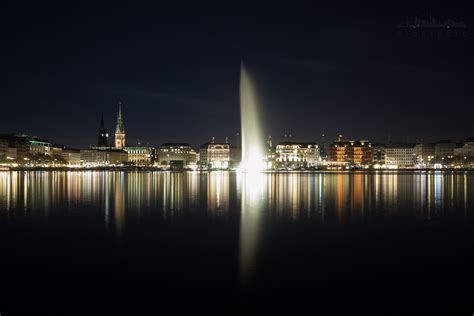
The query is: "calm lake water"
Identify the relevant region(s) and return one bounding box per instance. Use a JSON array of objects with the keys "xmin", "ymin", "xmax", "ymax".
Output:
[{"xmin": 1, "ymin": 171, "xmax": 473, "ymax": 314}]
